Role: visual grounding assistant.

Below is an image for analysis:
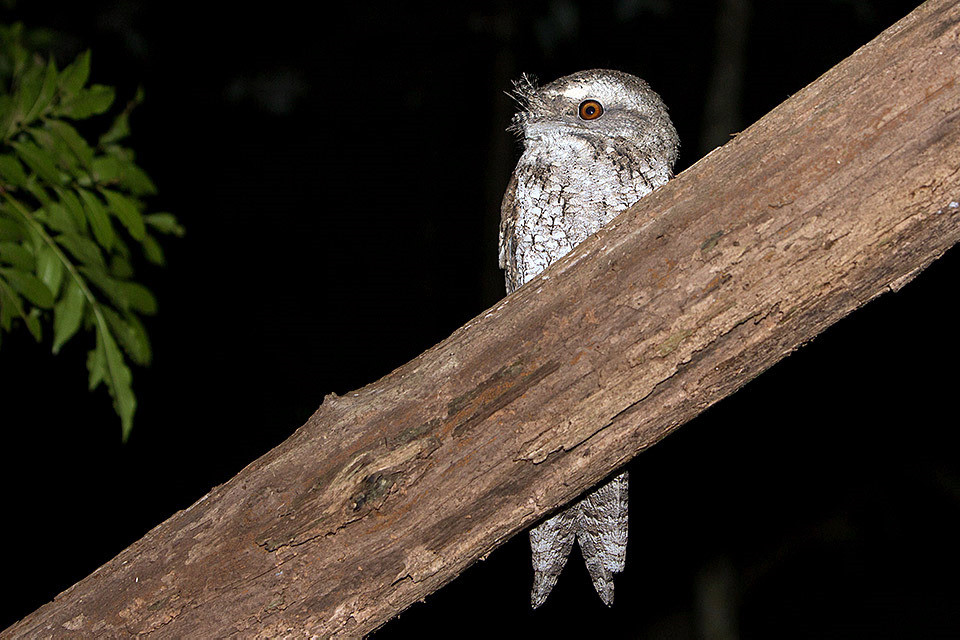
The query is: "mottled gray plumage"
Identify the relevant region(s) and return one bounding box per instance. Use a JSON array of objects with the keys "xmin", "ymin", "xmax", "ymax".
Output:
[{"xmin": 499, "ymin": 69, "xmax": 678, "ymax": 608}]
